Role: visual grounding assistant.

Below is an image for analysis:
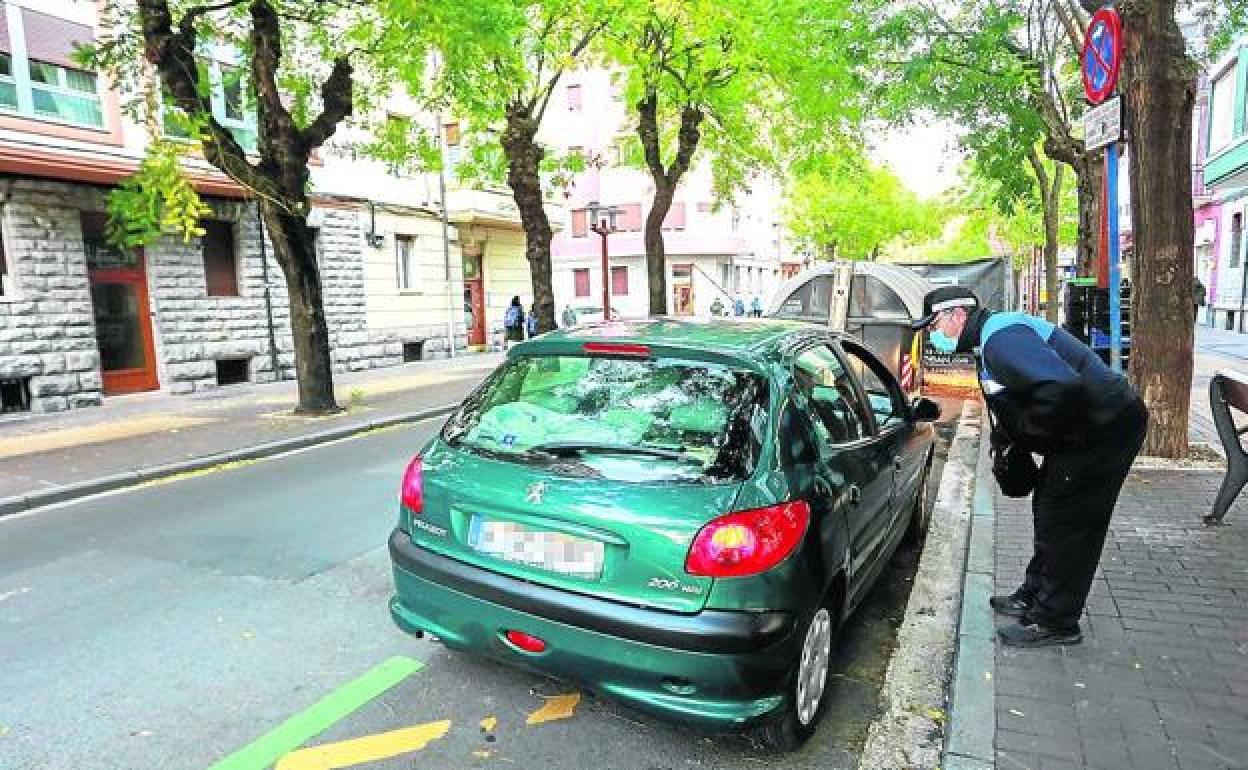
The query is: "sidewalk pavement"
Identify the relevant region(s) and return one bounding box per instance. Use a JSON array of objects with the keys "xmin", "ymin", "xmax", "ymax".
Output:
[
  {"xmin": 946, "ymin": 427, "xmax": 1248, "ymax": 770},
  {"xmin": 0, "ymin": 352, "xmax": 503, "ymax": 511}
]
